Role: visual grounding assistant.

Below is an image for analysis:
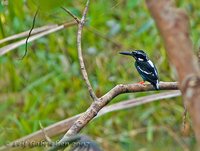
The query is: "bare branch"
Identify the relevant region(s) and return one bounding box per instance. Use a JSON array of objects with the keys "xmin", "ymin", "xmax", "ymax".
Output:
[
  {"xmin": 146, "ymin": 0, "xmax": 200, "ymax": 144},
  {"xmin": 60, "ymin": 7, "xmax": 123, "ymax": 50},
  {"xmin": 0, "ymin": 24, "xmax": 57, "ymax": 44},
  {"xmin": 0, "ymin": 22, "xmax": 123, "ymax": 57},
  {"xmin": 55, "ymin": 82, "xmax": 178, "ymax": 148},
  {"xmin": 21, "ymin": 9, "xmax": 39, "ymax": 59},
  {"xmin": 39, "ymin": 122, "xmax": 52, "ymax": 143},
  {"xmin": 76, "ymin": 0, "xmax": 98, "ymax": 101},
  {"xmin": 0, "ymin": 21, "xmax": 76, "ymax": 56},
  {"xmin": 61, "ymin": 7, "xmax": 80, "ymax": 24},
  {"xmin": 98, "ymin": 90, "xmax": 180, "ymax": 116}
]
